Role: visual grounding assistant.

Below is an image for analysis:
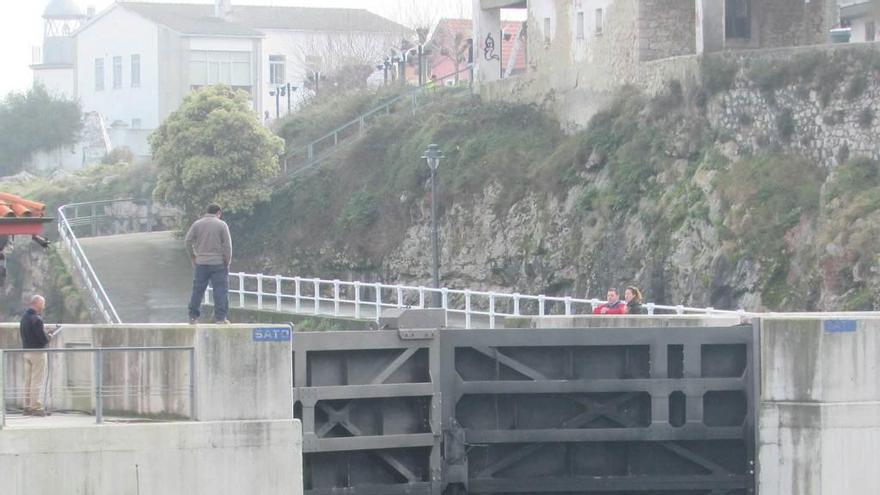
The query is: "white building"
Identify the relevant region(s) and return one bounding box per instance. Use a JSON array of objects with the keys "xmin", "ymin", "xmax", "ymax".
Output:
[
  {"xmin": 33, "ymin": 0, "xmax": 409, "ymax": 160},
  {"xmin": 31, "ymin": 0, "xmax": 90, "ymax": 99},
  {"xmin": 841, "ymin": 1, "xmax": 877, "ymax": 42}
]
